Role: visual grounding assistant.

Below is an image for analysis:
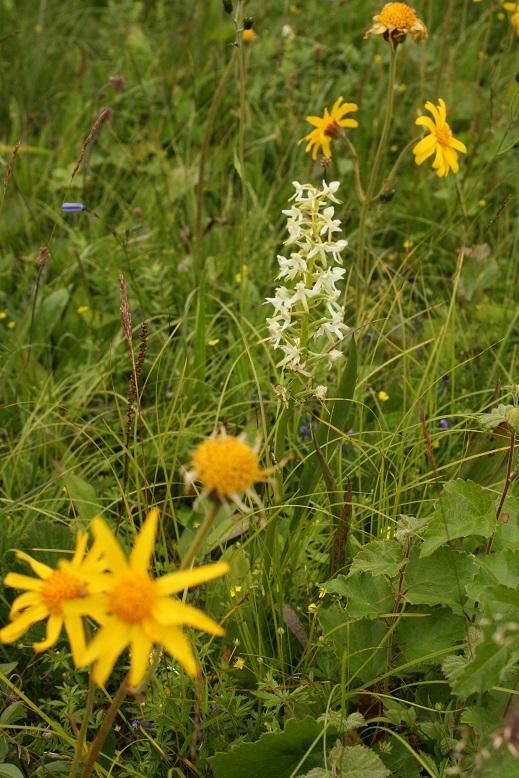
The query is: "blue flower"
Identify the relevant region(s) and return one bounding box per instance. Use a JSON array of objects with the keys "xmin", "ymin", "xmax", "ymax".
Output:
[
  {"xmin": 61, "ymin": 202, "xmax": 87, "ymax": 213},
  {"xmin": 439, "ymin": 419, "xmax": 449, "ymax": 430}
]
